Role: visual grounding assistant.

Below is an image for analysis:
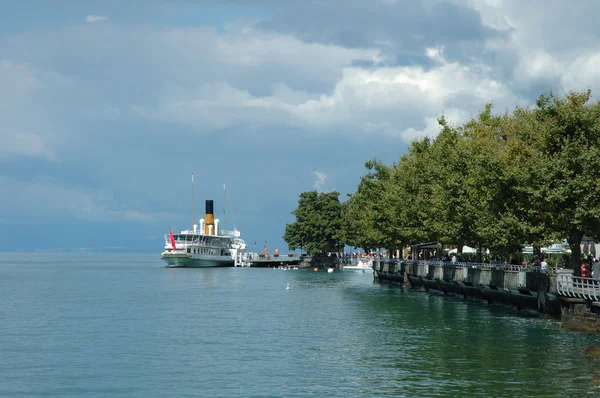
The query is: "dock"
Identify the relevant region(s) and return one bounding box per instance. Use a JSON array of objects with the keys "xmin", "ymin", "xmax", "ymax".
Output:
[{"xmin": 249, "ymin": 254, "xmax": 302, "ymax": 268}]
